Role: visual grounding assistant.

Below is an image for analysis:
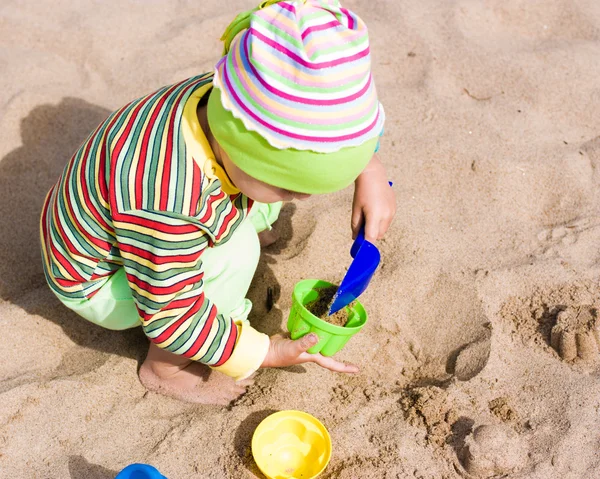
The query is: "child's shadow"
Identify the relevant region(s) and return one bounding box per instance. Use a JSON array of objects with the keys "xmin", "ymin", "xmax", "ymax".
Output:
[
  {"xmin": 0, "ymin": 98, "xmax": 148, "ymax": 367},
  {"xmin": 68, "ymin": 455, "xmax": 118, "ymax": 479},
  {"xmin": 0, "ymin": 98, "xmax": 293, "ymax": 369},
  {"xmin": 246, "ymin": 202, "xmax": 297, "ymax": 336}
]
